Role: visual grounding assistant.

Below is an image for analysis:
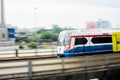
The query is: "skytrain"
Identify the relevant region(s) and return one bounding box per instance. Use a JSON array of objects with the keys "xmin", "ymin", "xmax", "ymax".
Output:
[{"xmin": 57, "ymin": 29, "xmax": 120, "ymax": 57}]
